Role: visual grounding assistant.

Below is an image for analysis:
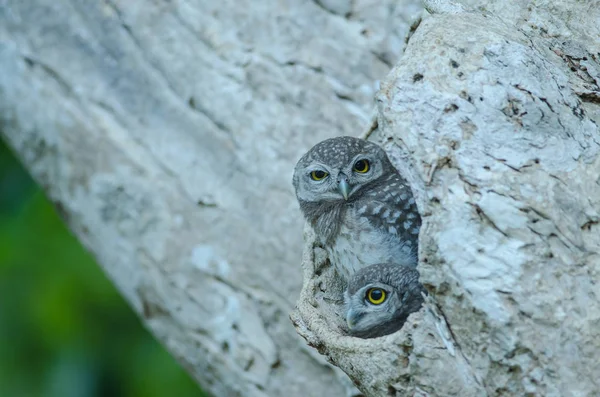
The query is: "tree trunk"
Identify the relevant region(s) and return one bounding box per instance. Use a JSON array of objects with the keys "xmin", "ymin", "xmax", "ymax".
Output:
[
  {"xmin": 2, "ymin": 1, "xmax": 599, "ymax": 397},
  {"xmin": 0, "ymin": 0, "xmax": 421, "ymax": 396},
  {"xmin": 294, "ymin": 1, "xmax": 600, "ymax": 396}
]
